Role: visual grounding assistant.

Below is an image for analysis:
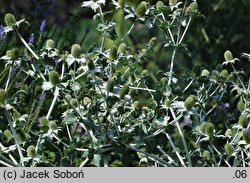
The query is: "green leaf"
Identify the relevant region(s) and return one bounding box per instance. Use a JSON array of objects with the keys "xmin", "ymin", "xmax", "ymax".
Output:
[{"xmin": 64, "ymin": 112, "xmax": 78, "ymax": 124}]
